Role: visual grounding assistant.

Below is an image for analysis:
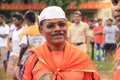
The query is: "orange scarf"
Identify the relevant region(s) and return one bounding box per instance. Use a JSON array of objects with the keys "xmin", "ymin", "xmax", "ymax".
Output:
[
  {"xmin": 19, "ymin": 25, "xmax": 40, "ymax": 41},
  {"xmin": 29, "ymin": 41, "xmax": 100, "ymax": 80},
  {"xmin": 113, "ymin": 44, "xmax": 120, "ymax": 80}
]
